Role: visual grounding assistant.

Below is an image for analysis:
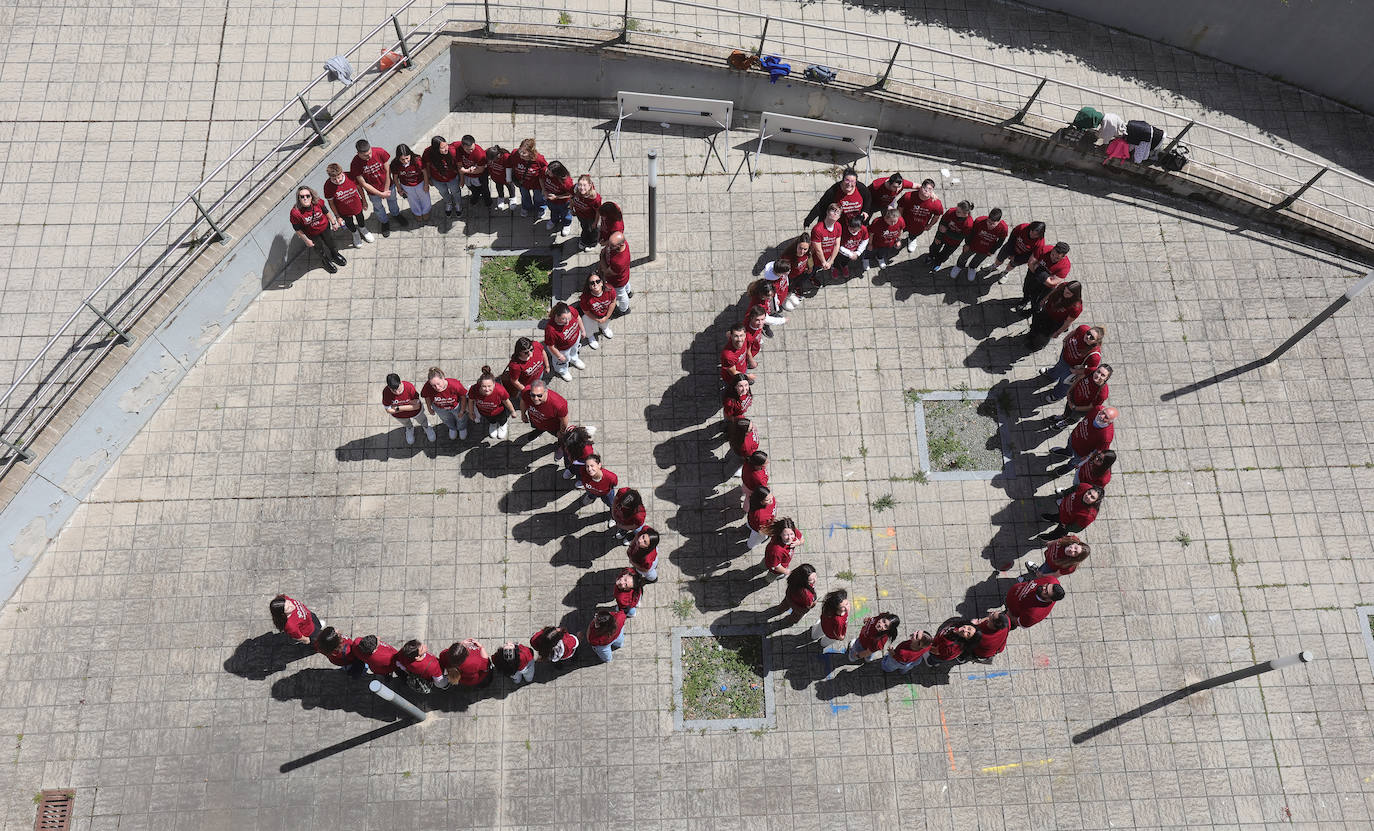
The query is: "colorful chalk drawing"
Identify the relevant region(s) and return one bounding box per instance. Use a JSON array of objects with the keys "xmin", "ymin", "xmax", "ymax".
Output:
[
  {"xmin": 966, "ymin": 670, "xmax": 1013, "ymax": 681},
  {"xmin": 980, "ymin": 758, "xmax": 1054, "ymax": 775},
  {"xmin": 901, "ymin": 684, "xmax": 919, "ymax": 706}
]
